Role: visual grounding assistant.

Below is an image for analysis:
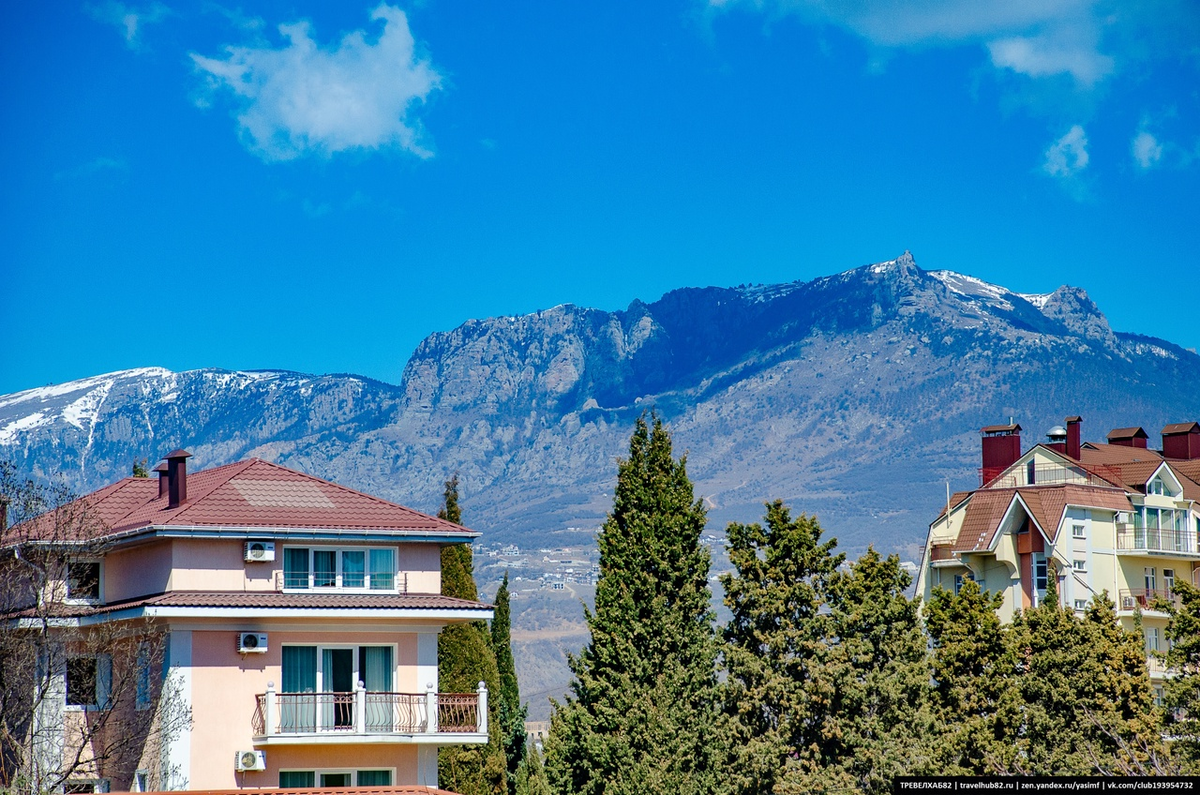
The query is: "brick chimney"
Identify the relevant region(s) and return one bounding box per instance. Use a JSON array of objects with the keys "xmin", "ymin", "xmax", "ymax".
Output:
[
  {"xmin": 164, "ymin": 449, "xmax": 192, "ymax": 509},
  {"xmin": 1065, "ymin": 416, "xmax": 1082, "ymax": 460},
  {"xmin": 153, "ymin": 461, "xmax": 169, "ymax": 500},
  {"xmin": 981, "ymin": 423, "xmax": 1022, "ymax": 485},
  {"xmin": 1107, "ymin": 427, "xmax": 1148, "ymax": 448},
  {"xmin": 1163, "ymin": 422, "xmax": 1200, "ymax": 460}
]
